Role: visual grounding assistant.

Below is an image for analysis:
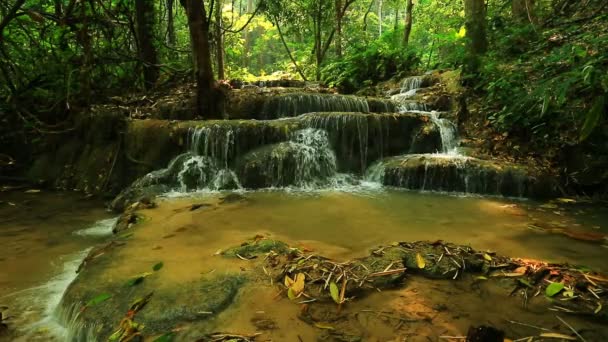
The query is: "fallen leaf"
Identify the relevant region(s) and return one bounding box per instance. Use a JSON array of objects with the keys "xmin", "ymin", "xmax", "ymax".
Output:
[
  {"xmin": 595, "ymin": 302, "xmax": 602, "ymax": 314},
  {"xmin": 518, "ymin": 279, "xmax": 533, "ymax": 288},
  {"xmin": 329, "ymin": 282, "xmax": 340, "ymax": 304},
  {"xmin": 540, "ymin": 203, "xmax": 558, "ymax": 209},
  {"xmin": 85, "ymin": 293, "xmax": 111, "ymax": 307},
  {"xmin": 126, "ymin": 272, "xmax": 153, "ymax": 287},
  {"xmin": 546, "ymin": 282, "xmax": 565, "ymax": 297},
  {"xmin": 24, "ymin": 189, "xmax": 41, "ymax": 193},
  {"xmin": 292, "ymin": 273, "xmax": 305, "ymax": 296},
  {"xmin": 475, "ymin": 276, "xmax": 488, "ymax": 280},
  {"xmin": 483, "ymin": 253, "xmax": 493, "ymax": 261},
  {"xmin": 556, "ymin": 198, "xmax": 576, "ymax": 204},
  {"xmin": 153, "ymin": 262, "xmax": 164, "ymax": 271},
  {"xmin": 539, "ymin": 332, "xmax": 576, "ymax": 340},
  {"xmin": 287, "ymin": 288, "xmax": 297, "ymax": 300},
  {"xmin": 416, "ymin": 253, "xmax": 426, "ymax": 269},
  {"xmin": 284, "ymin": 275, "xmax": 294, "ymax": 288}
]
